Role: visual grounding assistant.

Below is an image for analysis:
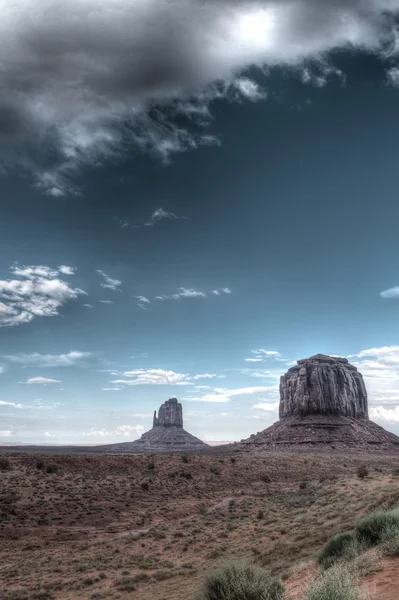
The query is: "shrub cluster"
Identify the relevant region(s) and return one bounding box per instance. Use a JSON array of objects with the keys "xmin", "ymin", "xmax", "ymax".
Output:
[
  {"xmin": 355, "ymin": 508, "xmax": 399, "ymax": 546},
  {"xmin": 195, "ymin": 561, "xmax": 284, "ymax": 600},
  {"xmin": 318, "ymin": 507, "xmax": 399, "ymax": 569}
]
